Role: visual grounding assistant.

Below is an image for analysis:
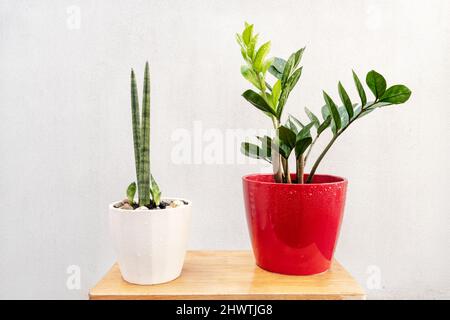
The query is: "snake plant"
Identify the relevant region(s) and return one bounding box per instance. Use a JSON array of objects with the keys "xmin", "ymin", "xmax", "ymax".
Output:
[
  {"xmin": 237, "ymin": 23, "xmax": 412, "ymax": 184},
  {"xmin": 126, "ymin": 62, "xmax": 161, "ymax": 206}
]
